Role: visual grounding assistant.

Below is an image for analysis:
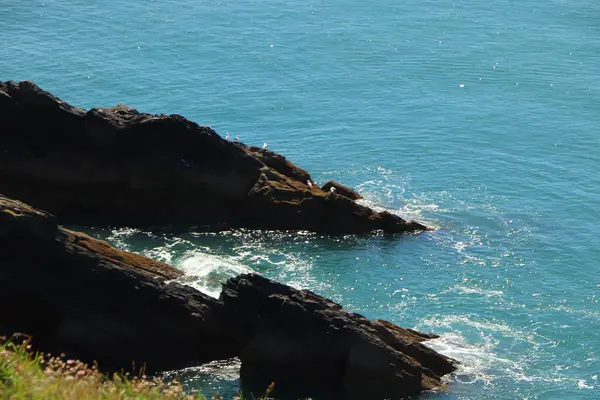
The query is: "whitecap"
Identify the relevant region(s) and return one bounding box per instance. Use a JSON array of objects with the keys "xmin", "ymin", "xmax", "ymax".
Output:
[
  {"xmin": 444, "ymin": 285, "xmax": 504, "ymax": 298},
  {"xmin": 423, "ymin": 331, "xmax": 516, "ymax": 386},
  {"xmin": 173, "ymin": 252, "xmax": 254, "ymax": 298}
]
